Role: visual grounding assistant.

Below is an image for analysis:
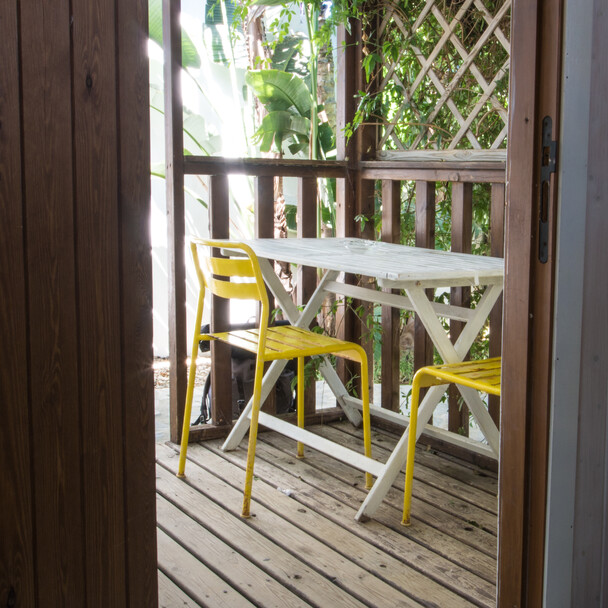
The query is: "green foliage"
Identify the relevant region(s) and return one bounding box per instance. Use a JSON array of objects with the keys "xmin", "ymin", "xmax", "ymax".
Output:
[
  {"xmin": 246, "ymin": 69, "xmax": 312, "ymax": 117},
  {"xmin": 349, "ymin": 0, "xmax": 510, "ymax": 150},
  {"xmin": 148, "ymin": 0, "xmax": 201, "ymax": 68}
]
